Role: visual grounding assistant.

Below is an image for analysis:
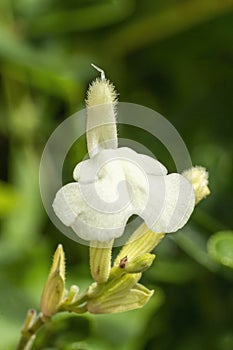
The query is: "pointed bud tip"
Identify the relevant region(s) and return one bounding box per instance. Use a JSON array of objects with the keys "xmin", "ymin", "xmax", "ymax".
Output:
[
  {"xmin": 40, "ymin": 244, "xmax": 66, "ymax": 316},
  {"xmin": 52, "ymin": 244, "xmax": 65, "ymax": 279}
]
